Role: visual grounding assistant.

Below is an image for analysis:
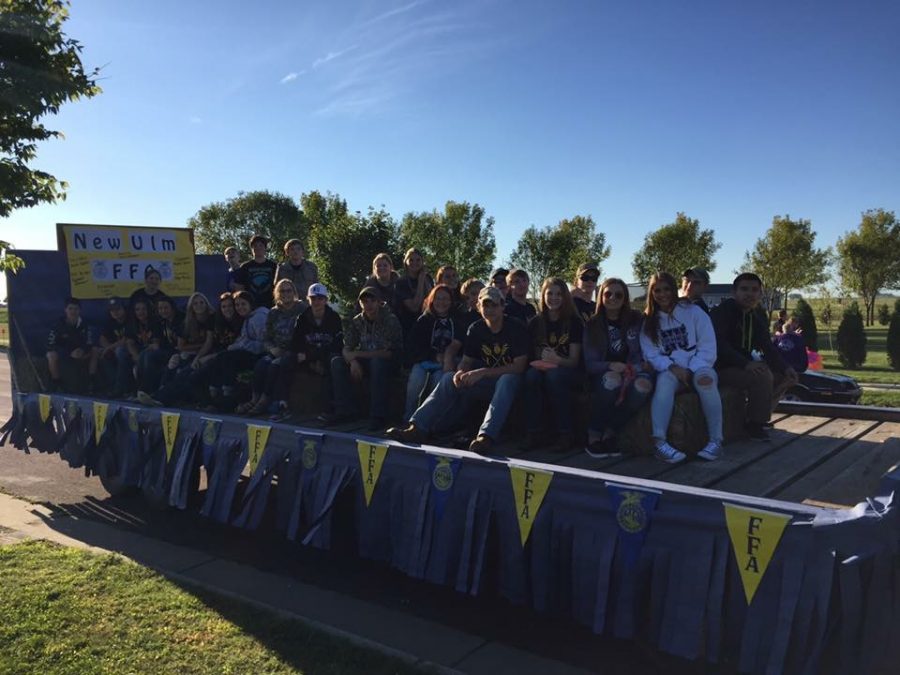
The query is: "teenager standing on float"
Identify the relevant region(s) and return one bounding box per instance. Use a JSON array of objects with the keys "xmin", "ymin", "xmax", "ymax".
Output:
[
  {"xmin": 572, "ymin": 263, "xmax": 600, "ymax": 322},
  {"xmin": 640, "ymin": 272, "xmax": 722, "ymax": 463},
  {"xmin": 504, "ymin": 269, "xmax": 537, "ymax": 324},
  {"xmin": 275, "ymin": 239, "xmax": 319, "ymax": 298},
  {"xmin": 235, "ymin": 234, "xmax": 277, "ymax": 308},
  {"xmin": 129, "ymin": 267, "xmax": 171, "ymax": 317}
]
